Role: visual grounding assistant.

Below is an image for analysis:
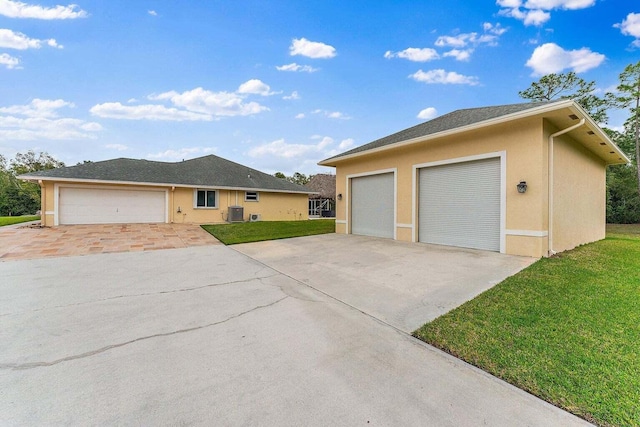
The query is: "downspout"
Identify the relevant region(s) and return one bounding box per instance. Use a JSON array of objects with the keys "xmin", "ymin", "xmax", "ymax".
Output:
[
  {"xmin": 548, "ymin": 118, "xmax": 585, "ymax": 256},
  {"xmin": 171, "ymin": 186, "xmax": 175, "ymax": 223},
  {"xmin": 39, "ymin": 180, "xmax": 45, "ymax": 226}
]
